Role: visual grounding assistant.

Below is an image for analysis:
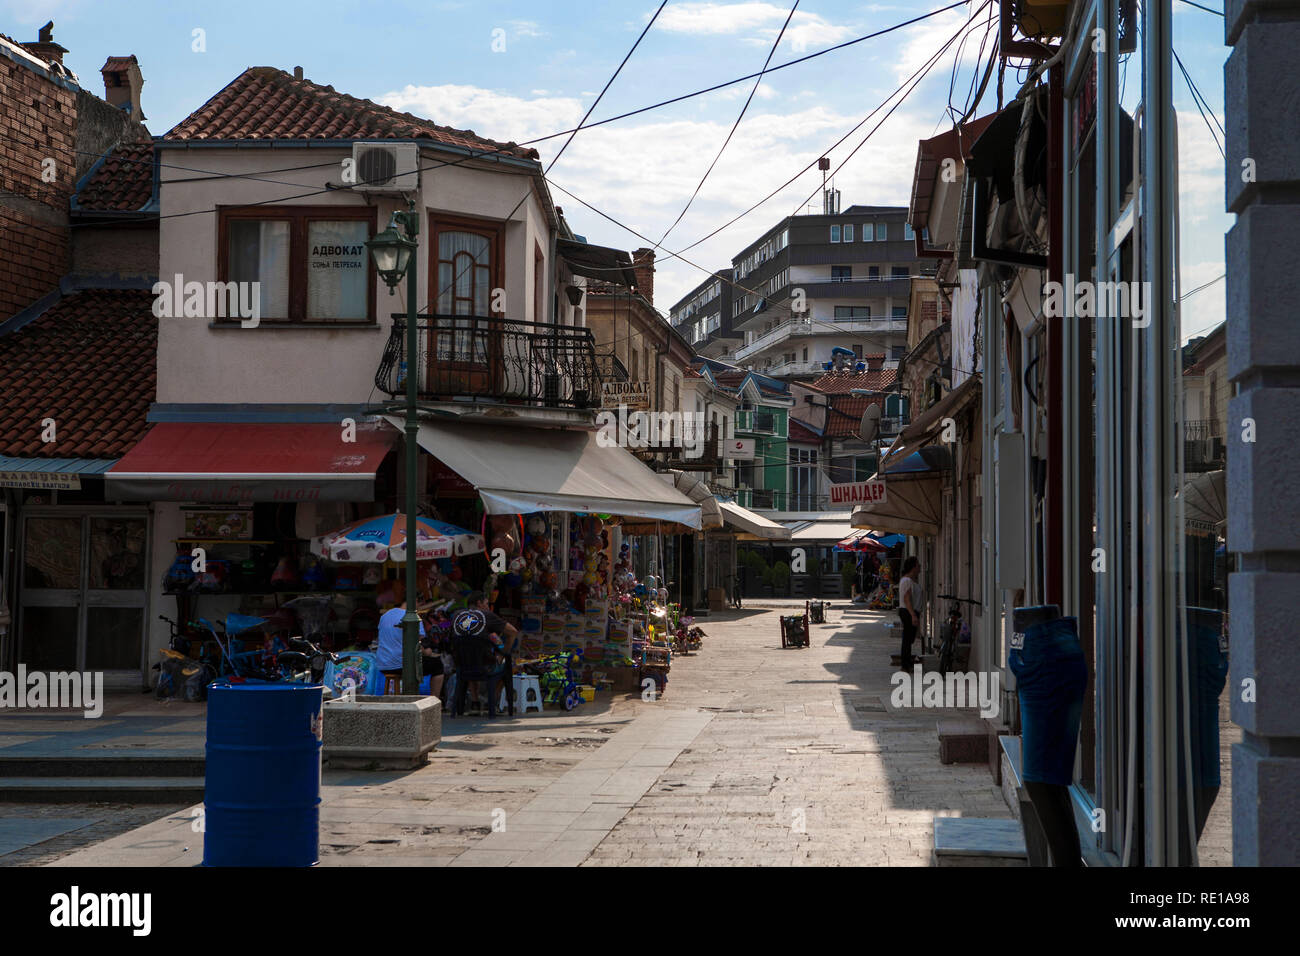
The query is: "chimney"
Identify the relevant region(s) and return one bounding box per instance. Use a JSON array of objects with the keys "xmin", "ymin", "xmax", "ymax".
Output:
[
  {"xmin": 864, "ymin": 353, "xmax": 884, "ymax": 371},
  {"xmin": 294, "ymin": 66, "xmax": 304, "ymax": 80},
  {"xmin": 24, "ymin": 21, "xmax": 68, "ymax": 65},
  {"xmin": 100, "ymin": 55, "xmax": 146, "ymax": 121},
  {"xmin": 631, "ymin": 248, "xmax": 655, "ymax": 305}
]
